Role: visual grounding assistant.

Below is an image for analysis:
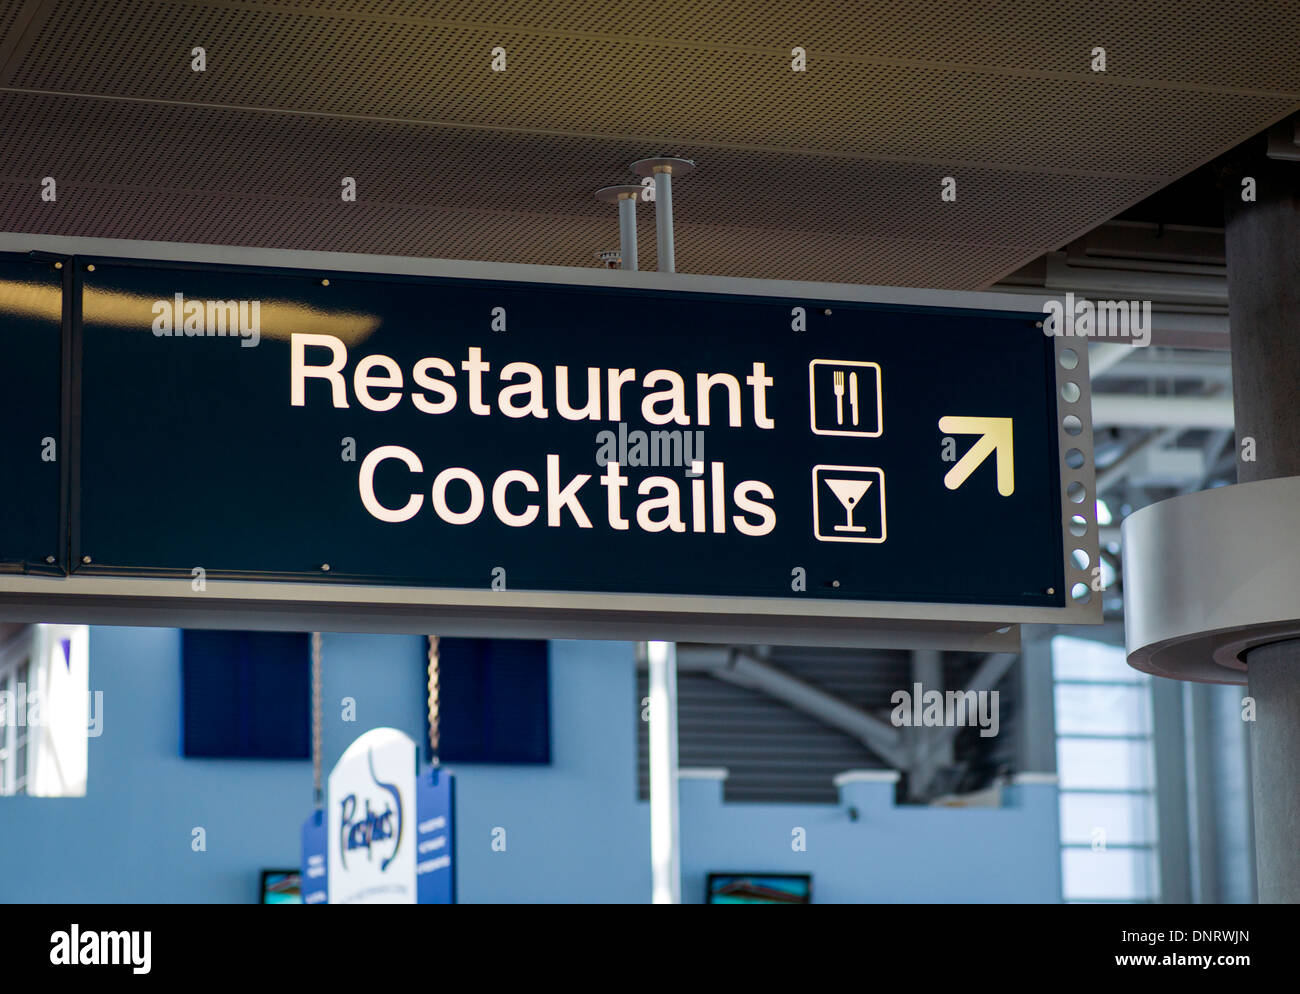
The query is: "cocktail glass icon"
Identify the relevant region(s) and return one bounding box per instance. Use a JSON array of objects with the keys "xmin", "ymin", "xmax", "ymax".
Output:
[{"xmin": 825, "ymin": 478, "xmax": 874, "ymax": 532}]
